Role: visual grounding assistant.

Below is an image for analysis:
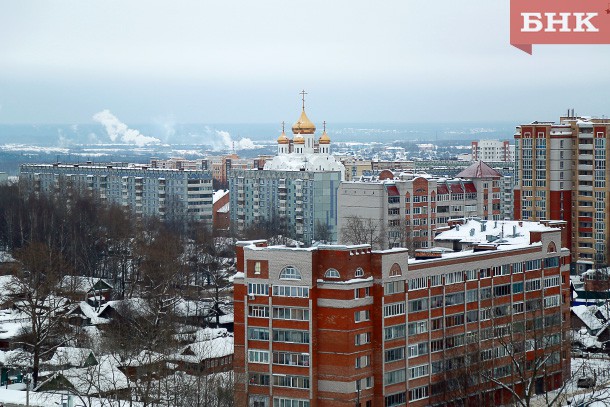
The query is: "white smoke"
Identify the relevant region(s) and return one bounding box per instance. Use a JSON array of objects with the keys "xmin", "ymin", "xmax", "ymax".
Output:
[
  {"xmin": 92, "ymin": 109, "xmax": 160, "ymax": 147},
  {"xmin": 215, "ymin": 130, "xmax": 256, "ymax": 151}
]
